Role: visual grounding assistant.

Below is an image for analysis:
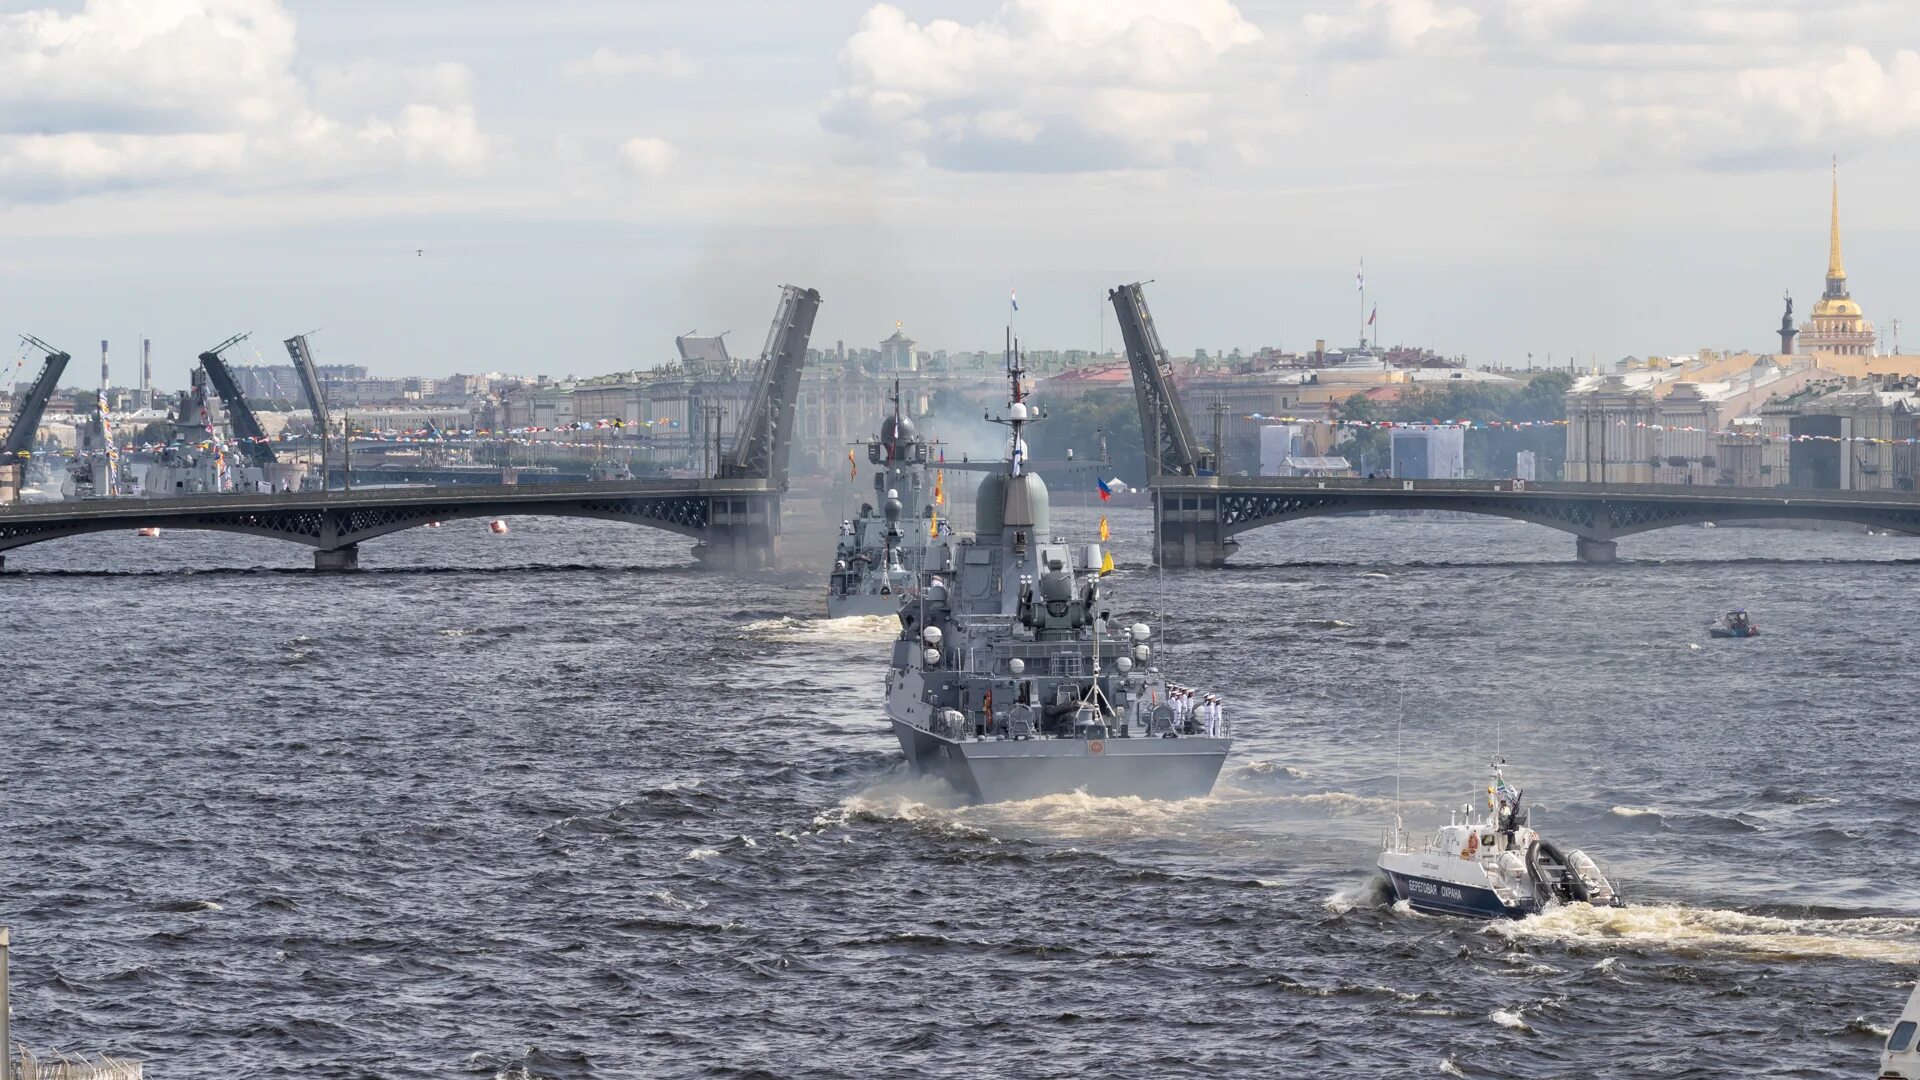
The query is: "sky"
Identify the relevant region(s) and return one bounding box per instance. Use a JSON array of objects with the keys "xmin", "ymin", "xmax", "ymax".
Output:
[{"xmin": 1, "ymin": 0, "xmax": 1918, "ymax": 389}]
